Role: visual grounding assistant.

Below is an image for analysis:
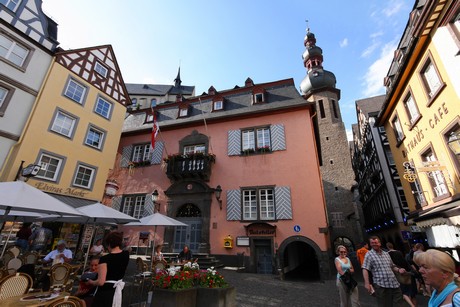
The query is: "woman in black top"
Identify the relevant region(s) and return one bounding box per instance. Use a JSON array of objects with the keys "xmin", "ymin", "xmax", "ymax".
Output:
[{"xmin": 89, "ymin": 231, "xmax": 129, "ymax": 307}]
